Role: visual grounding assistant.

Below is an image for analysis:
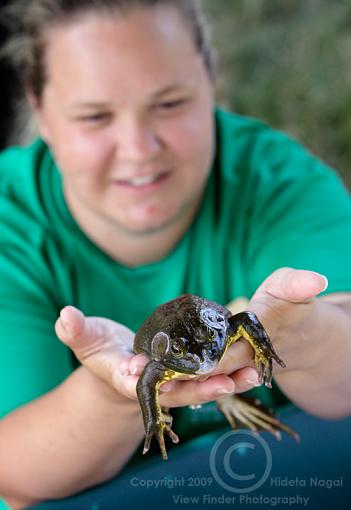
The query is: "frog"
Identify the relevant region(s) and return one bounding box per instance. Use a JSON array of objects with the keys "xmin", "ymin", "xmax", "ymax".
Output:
[{"xmin": 134, "ymin": 294, "xmax": 299, "ymax": 460}]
